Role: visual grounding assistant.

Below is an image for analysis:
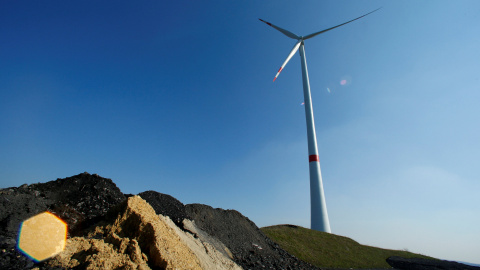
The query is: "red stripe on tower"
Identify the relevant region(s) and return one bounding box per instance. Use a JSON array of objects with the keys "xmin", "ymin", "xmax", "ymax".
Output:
[{"xmin": 309, "ymin": 155, "xmax": 319, "ymax": 162}]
